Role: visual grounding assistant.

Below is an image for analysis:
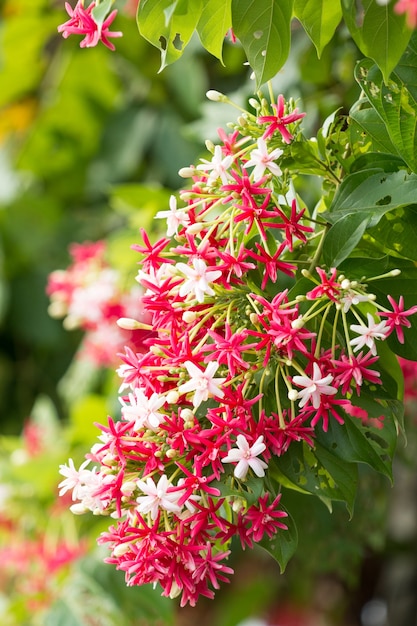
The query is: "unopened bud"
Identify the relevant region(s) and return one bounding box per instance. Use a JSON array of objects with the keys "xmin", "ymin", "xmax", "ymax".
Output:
[
  {"xmin": 288, "ymin": 389, "xmax": 299, "ymax": 402},
  {"xmin": 249, "ymin": 313, "xmax": 259, "ymax": 325},
  {"xmin": 181, "ymin": 408, "xmax": 194, "ymax": 422},
  {"xmin": 205, "ymin": 139, "xmax": 215, "ymax": 153},
  {"xmin": 186, "ymin": 223, "xmax": 205, "ymax": 234},
  {"xmin": 121, "ymin": 481, "xmax": 136, "ymax": 496},
  {"xmin": 341, "ymin": 279, "xmax": 351, "ymax": 290},
  {"xmin": 206, "ymin": 90, "xmax": 226, "ymax": 102},
  {"xmin": 166, "ymin": 449, "xmax": 177, "ymax": 459},
  {"xmin": 166, "ymin": 390, "xmax": 180, "ymax": 404},
  {"xmin": 291, "ymin": 317, "xmax": 304, "ymax": 329},
  {"xmin": 248, "ymin": 98, "xmax": 260, "ymax": 110},
  {"xmin": 178, "ymin": 166, "xmax": 196, "ymax": 178},
  {"xmin": 232, "ymin": 498, "xmax": 245, "ymax": 513},
  {"xmin": 183, "ymin": 311, "xmax": 197, "ymax": 323},
  {"xmin": 237, "ymin": 115, "xmax": 247, "ymax": 127},
  {"xmin": 117, "ymin": 317, "xmax": 150, "ymax": 331},
  {"xmin": 113, "ymin": 542, "xmax": 132, "ymax": 557}
]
